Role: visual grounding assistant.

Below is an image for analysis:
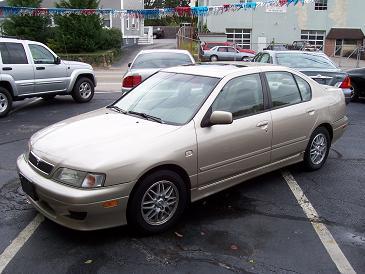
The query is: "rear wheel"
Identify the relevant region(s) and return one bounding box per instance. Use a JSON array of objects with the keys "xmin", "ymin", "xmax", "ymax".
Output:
[
  {"xmin": 242, "ymin": 56, "xmax": 250, "ymax": 62},
  {"xmin": 72, "ymin": 77, "xmax": 94, "ymax": 103},
  {"xmin": 210, "ymin": 55, "xmax": 218, "ymax": 62},
  {"xmin": 0, "ymin": 87, "xmax": 12, "ymax": 118},
  {"xmin": 304, "ymin": 127, "xmax": 330, "ymax": 171},
  {"xmin": 127, "ymin": 170, "xmax": 188, "ymax": 234}
]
